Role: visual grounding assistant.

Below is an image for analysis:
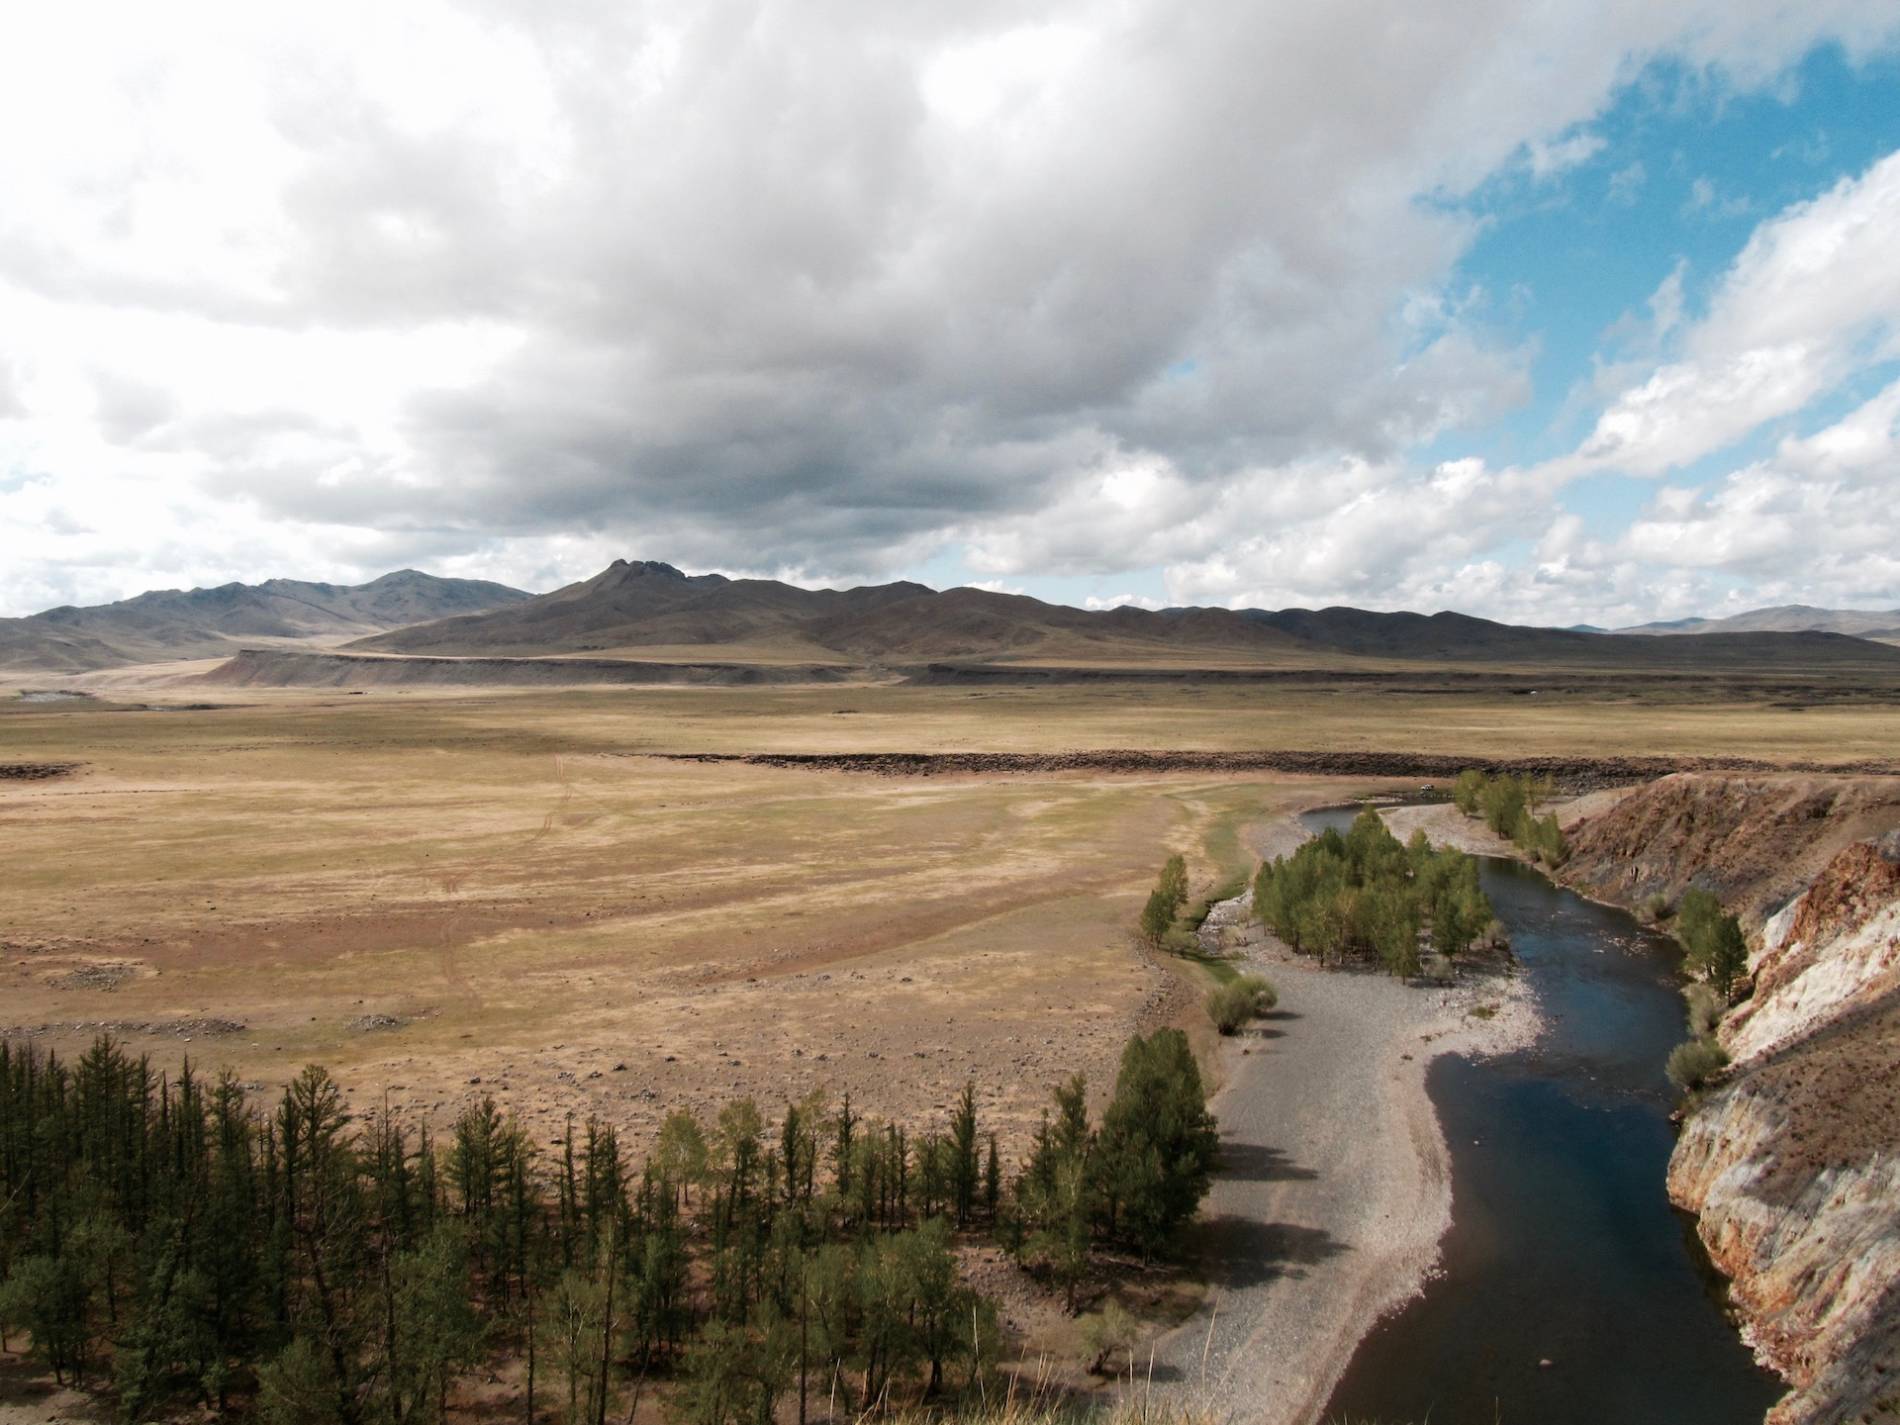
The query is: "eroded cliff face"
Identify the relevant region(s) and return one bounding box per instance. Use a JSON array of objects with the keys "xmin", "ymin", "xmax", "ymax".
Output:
[
  {"xmin": 1562, "ymin": 781, "xmax": 1900, "ymax": 1425},
  {"xmin": 1668, "ymin": 838, "xmax": 1900, "ymax": 1425},
  {"xmin": 1560, "ymin": 773, "xmax": 1900, "ymax": 927}
]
